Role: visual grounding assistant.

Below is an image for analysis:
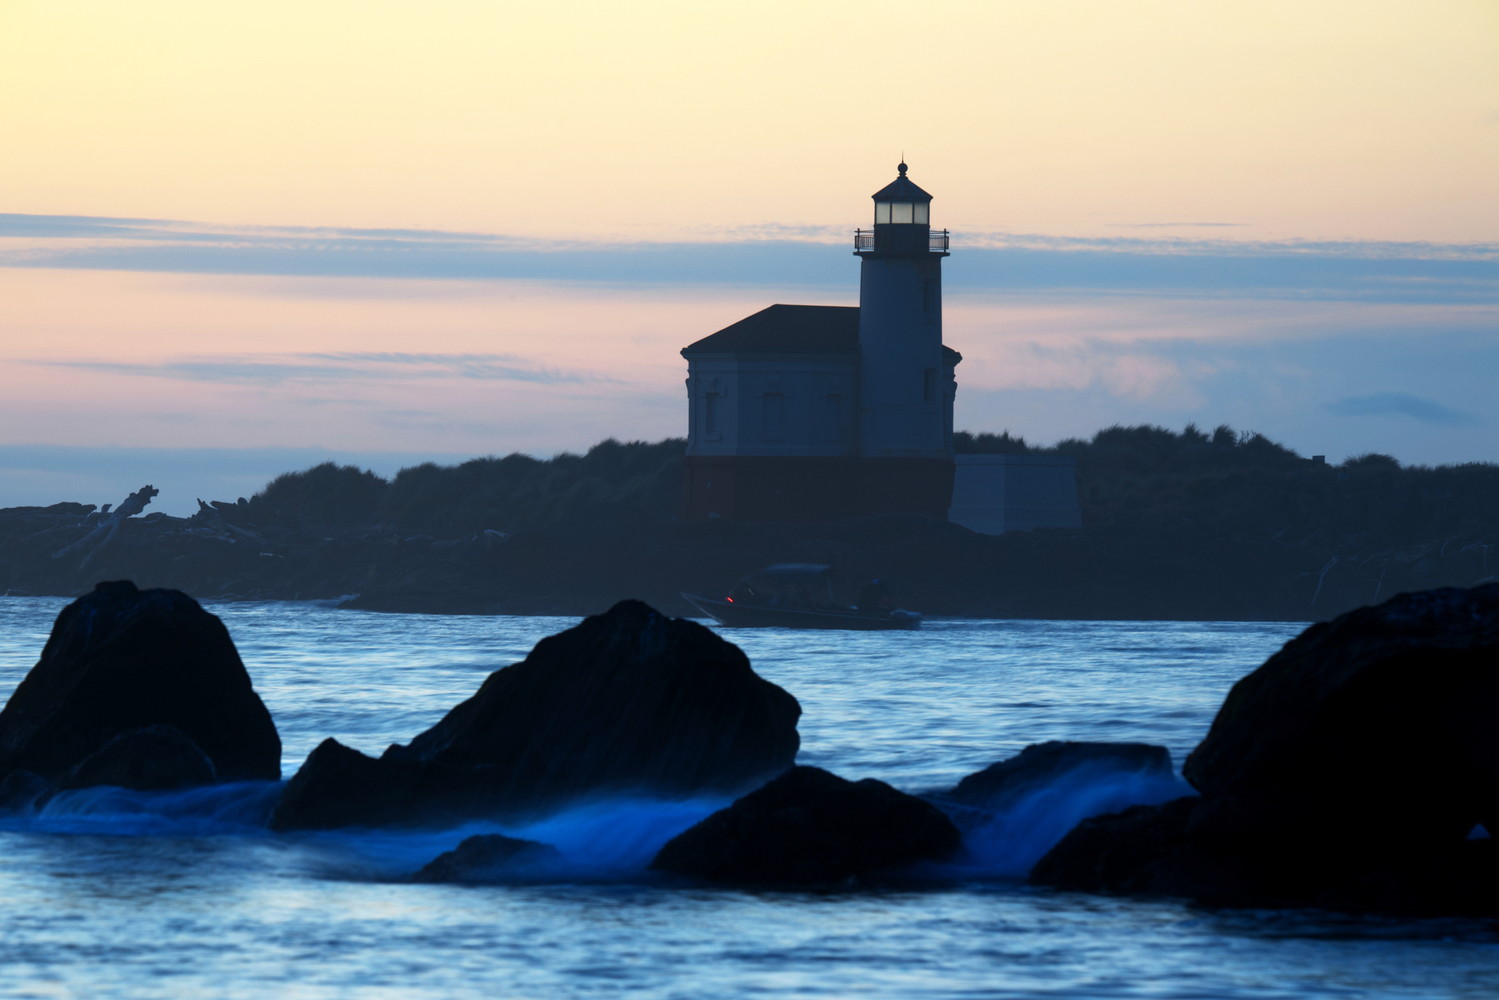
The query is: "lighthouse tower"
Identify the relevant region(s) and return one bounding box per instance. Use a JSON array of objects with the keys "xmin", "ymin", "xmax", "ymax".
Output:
[{"xmin": 855, "ymin": 161, "xmax": 951, "ymax": 459}]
